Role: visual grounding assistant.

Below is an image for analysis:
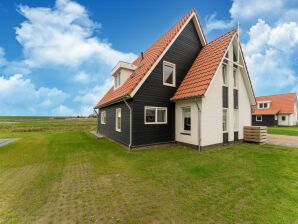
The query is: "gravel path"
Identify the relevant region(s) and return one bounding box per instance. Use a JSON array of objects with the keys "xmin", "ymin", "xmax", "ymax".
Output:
[
  {"xmin": 0, "ymin": 139, "xmax": 19, "ymax": 148},
  {"xmin": 267, "ymin": 134, "xmax": 298, "ymax": 148}
]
